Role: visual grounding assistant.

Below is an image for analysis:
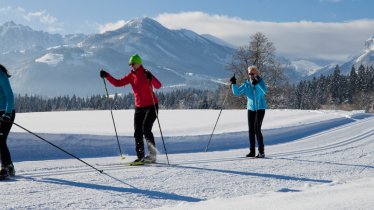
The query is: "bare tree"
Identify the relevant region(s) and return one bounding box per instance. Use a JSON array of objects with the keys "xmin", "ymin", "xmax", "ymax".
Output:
[{"xmin": 225, "ymin": 32, "xmax": 288, "ymax": 108}]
